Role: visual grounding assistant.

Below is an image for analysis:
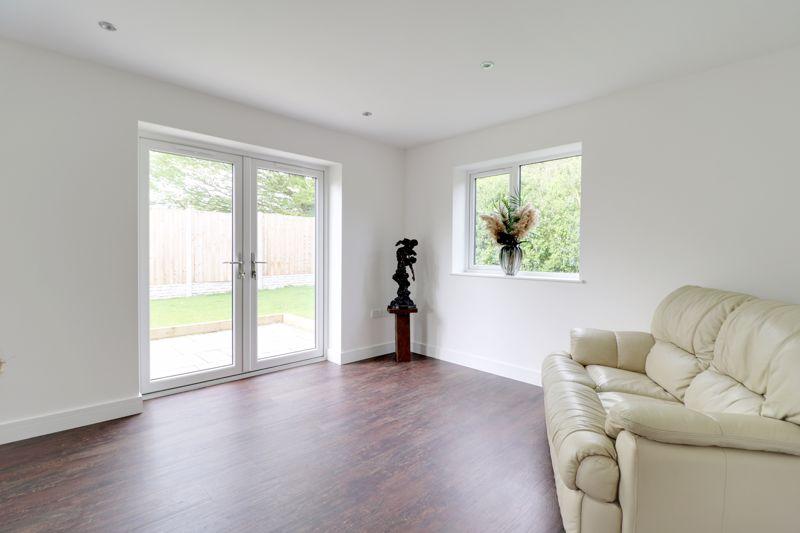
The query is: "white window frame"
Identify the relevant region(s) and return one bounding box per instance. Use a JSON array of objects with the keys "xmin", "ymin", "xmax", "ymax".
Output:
[
  {"xmin": 466, "ymin": 145, "xmax": 582, "ymax": 280},
  {"xmin": 468, "ymin": 167, "xmax": 515, "ymax": 272}
]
